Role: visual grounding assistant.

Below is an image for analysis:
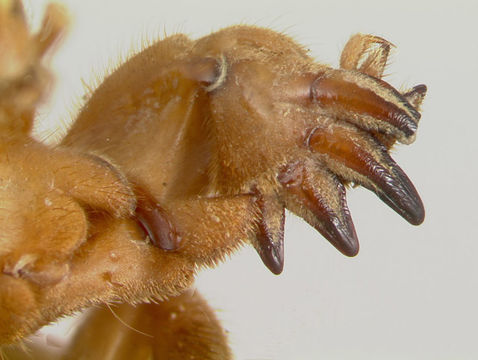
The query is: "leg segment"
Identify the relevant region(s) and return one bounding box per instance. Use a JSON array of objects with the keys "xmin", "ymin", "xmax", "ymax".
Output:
[{"xmin": 63, "ymin": 291, "xmax": 231, "ymax": 360}]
